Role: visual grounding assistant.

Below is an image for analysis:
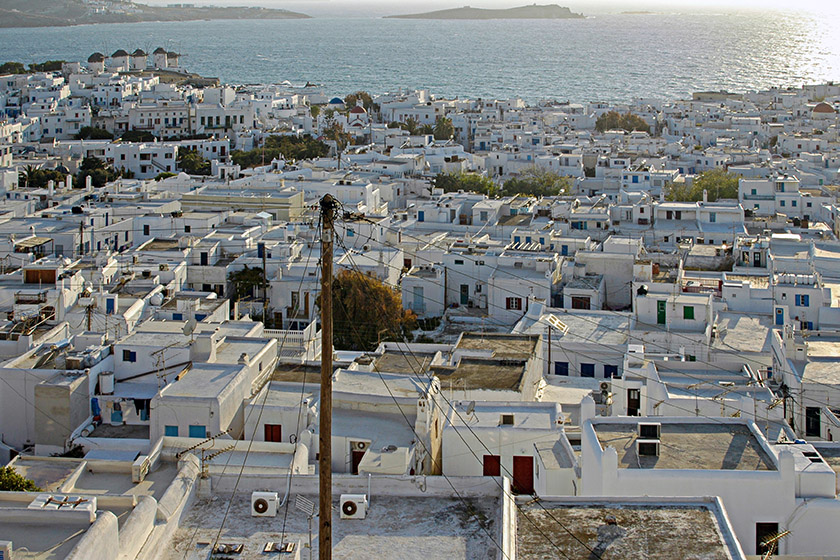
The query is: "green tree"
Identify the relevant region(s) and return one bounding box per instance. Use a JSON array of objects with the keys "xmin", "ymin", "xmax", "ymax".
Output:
[
  {"xmin": 230, "ymin": 135, "xmax": 329, "ymax": 168},
  {"xmin": 29, "ymin": 60, "xmax": 64, "ymax": 72},
  {"xmin": 319, "ymin": 269, "xmax": 417, "ymax": 351},
  {"xmin": 310, "ymin": 105, "xmax": 321, "ymax": 119},
  {"xmin": 76, "ymin": 156, "xmax": 120, "ymax": 188},
  {"xmin": 595, "ymin": 111, "xmax": 651, "ymax": 134},
  {"xmin": 18, "ymin": 165, "xmax": 67, "ymax": 190},
  {"xmin": 665, "ymin": 168, "xmax": 741, "ymax": 202},
  {"xmin": 177, "ymin": 148, "xmax": 211, "ymax": 176},
  {"xmin": 154, "ymin": 172, "xmax": 177, "ymax": 181},
  {"xmin": 0, "ymin": 62, "xmax": 26, "ymax": 74},
  {"xmin": 433, "ymin": 172, "xmax": 498, "ymax": 196},
  {"xmin": 0, "ymin": 466, "xmax": 41, "ymax": 492},
  {"xmin": 399, "ymin": 117, "xmax": 420, "ymax": 136},
  {"xmin": 502, "ymin": 166, "xmax": 572, "ymax": 197},
  {"xmin": 120, "ymin": 130, "xmax": 156, "ymax": 142},
  {"xmin": 433, "ymin": 116, "xmax": 455, "ymax": 141},
  {"xmin": 75, "ymin": 126, "xmax": 114, "ymax": 140},
  {"xmin": 228, "ymin": 265, "xmax": 265, "ymax": 301},
  {"xmin": 344, "ymin": 91, "xmax": 379, "ymax": 113},
  {"xmin": 323, "ymin": 122, "xmax": 351, "ymax": 153}
]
